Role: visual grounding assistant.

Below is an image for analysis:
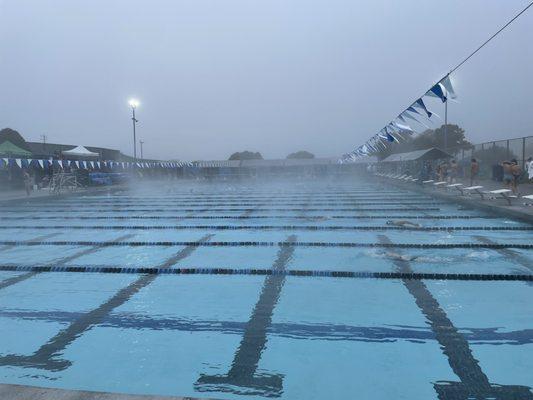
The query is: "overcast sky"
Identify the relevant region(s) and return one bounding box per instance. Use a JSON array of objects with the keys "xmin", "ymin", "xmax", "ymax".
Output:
[{"xmin": 0, "ymin": 0, "xmax": 531, "ymax": 160}]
